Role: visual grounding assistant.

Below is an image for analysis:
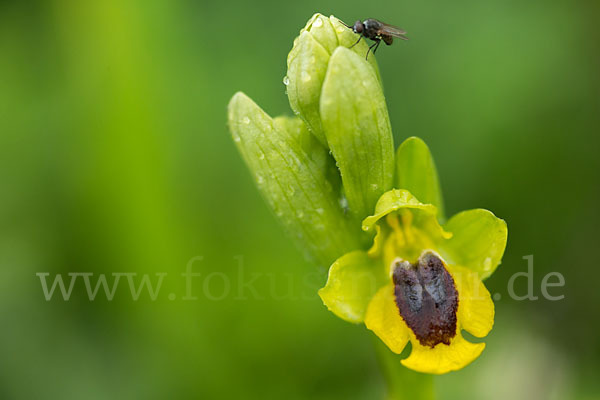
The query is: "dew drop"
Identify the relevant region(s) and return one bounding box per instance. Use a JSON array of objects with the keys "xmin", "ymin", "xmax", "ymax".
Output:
[
  {"xmin": 256, "ymin": 174, "xmax": 264, "ymax": 185},
  {"xmin": 232, "ymin": 134, "xmax": 241, "ymax": 143},
  {"xmin": 483, "ymin": 257, "xmax": 492, "ymax": 271},
  {"xmin": 301, "ymin": 71, "xmax": 312, "ymax": 82},
  {"xmin": 242, "ymin": 116, "xmax": 250, "ymax": 124},
  {"xmin": 297, "ymin": 211, "xmax": 304, "ymax": 219},
  {"xmin": 283, "ymin": 75, "xmax": 290, "ymax": 85},
  {"xmin": 339, "ymin": 196, "xmax": 349, "ymax": 210},
  {"xmin": 312, "ymin": 18, "xmax": 323, "ymax": 28},
  {"xmin": 371, "ymin": 183, "xmax": 379, "ymax": 191},
  {"xmin": 259, "ymin": 153, "xmax": 265, "ymax": 160}
]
